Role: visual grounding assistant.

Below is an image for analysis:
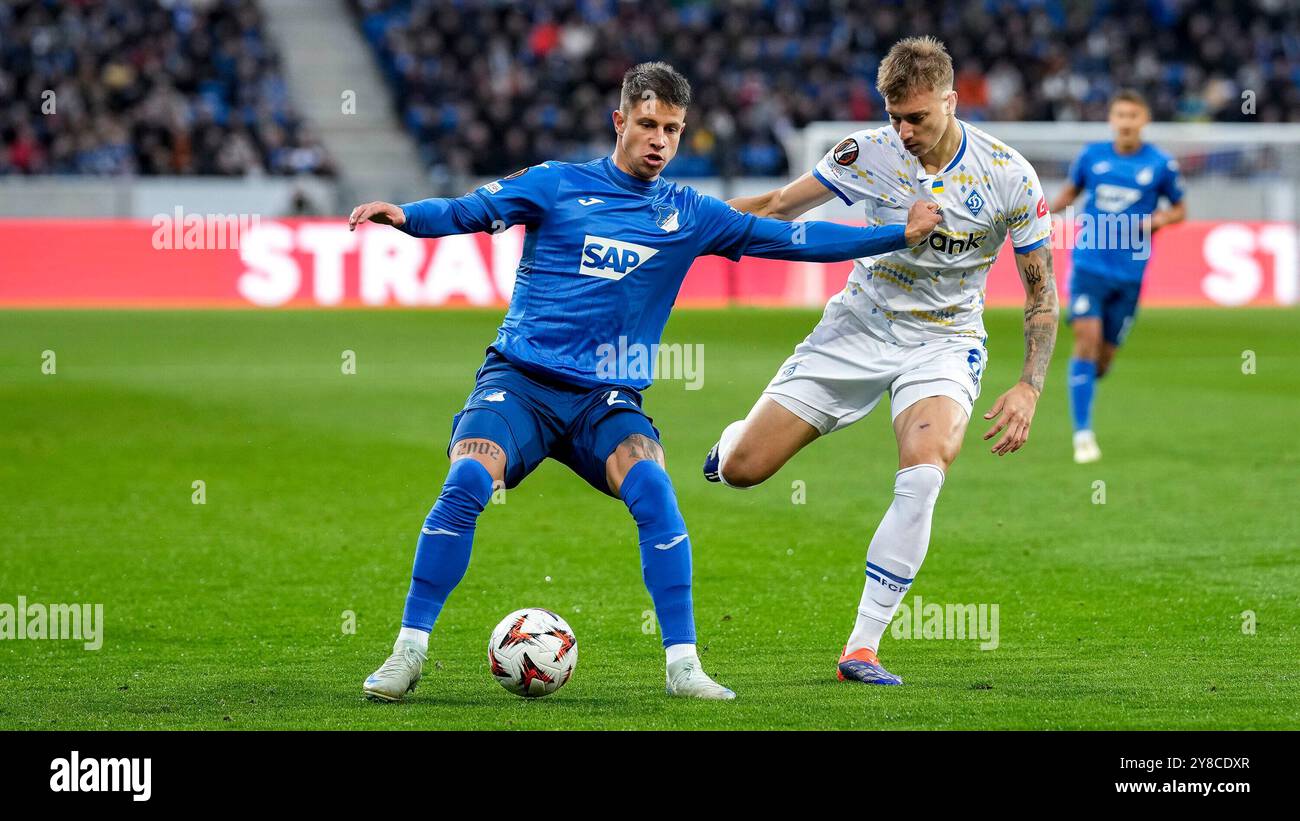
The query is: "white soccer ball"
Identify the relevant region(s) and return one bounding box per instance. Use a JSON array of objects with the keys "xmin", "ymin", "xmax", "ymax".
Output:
[{"xmin": 488, "ymin": 608, "xmax": 578, "ymax": 698}]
